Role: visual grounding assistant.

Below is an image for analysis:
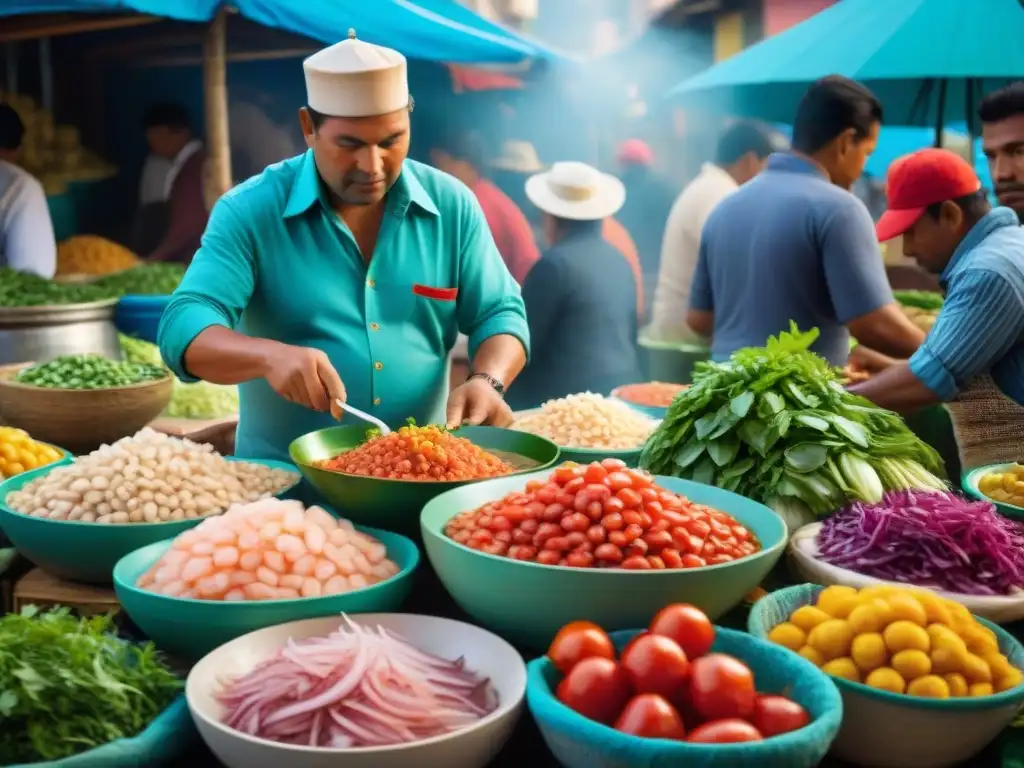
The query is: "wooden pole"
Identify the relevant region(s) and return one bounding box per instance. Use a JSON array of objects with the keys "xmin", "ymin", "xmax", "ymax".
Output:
[{"xmin": 202, "ymin": 8, "xmax": 231, "ymax": 209}]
